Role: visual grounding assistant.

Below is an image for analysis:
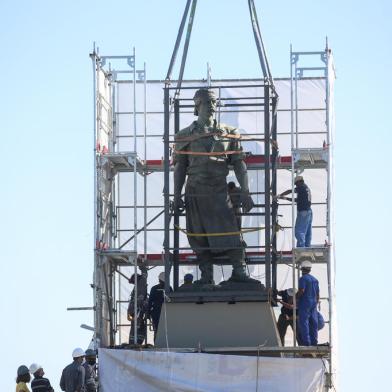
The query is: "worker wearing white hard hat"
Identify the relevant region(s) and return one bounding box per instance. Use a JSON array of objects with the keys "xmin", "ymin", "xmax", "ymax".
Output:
[
  {"xmin": 276, "ymin": 175, "xmax": 312, "ymax": 248},
  {"xmin": 300, "ymin": 260, "xmax": 312, "ymax": 270},
  {"xmin": 276, "ymin": 288, "xmax": 300, "ymax": 346},
  {"xmin": 29, "ymin": 363, "xmax": 42, "ymax": 375},
  {"xmin": 286, "ymin": 287, "xmax": 298, "ymax": 297},
  {"xmin": 60, "ymin": 348, "xmax": 86, "ymax": 392},
  {"xmin": 297, "ymin": 260, "xmax": 320, "ymax": 346},
  {"xmin": 147, "ymin": 271, "xmax": 173, "ymax": 340},
  {"xmin": 30, "ymin": 363, "xmax": 54, "ymax": 391},
  {"xmin": 72, "ymin": 348, "xmax": 86, "ymax": 358}
]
